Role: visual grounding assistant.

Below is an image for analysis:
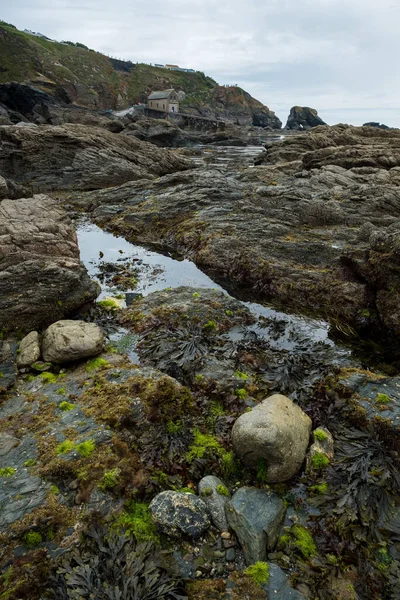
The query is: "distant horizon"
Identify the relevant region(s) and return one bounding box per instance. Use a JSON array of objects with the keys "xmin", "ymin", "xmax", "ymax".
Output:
[{"xmin": 1, "ymin": 5, "xmax": 399, "ymax": 130}]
